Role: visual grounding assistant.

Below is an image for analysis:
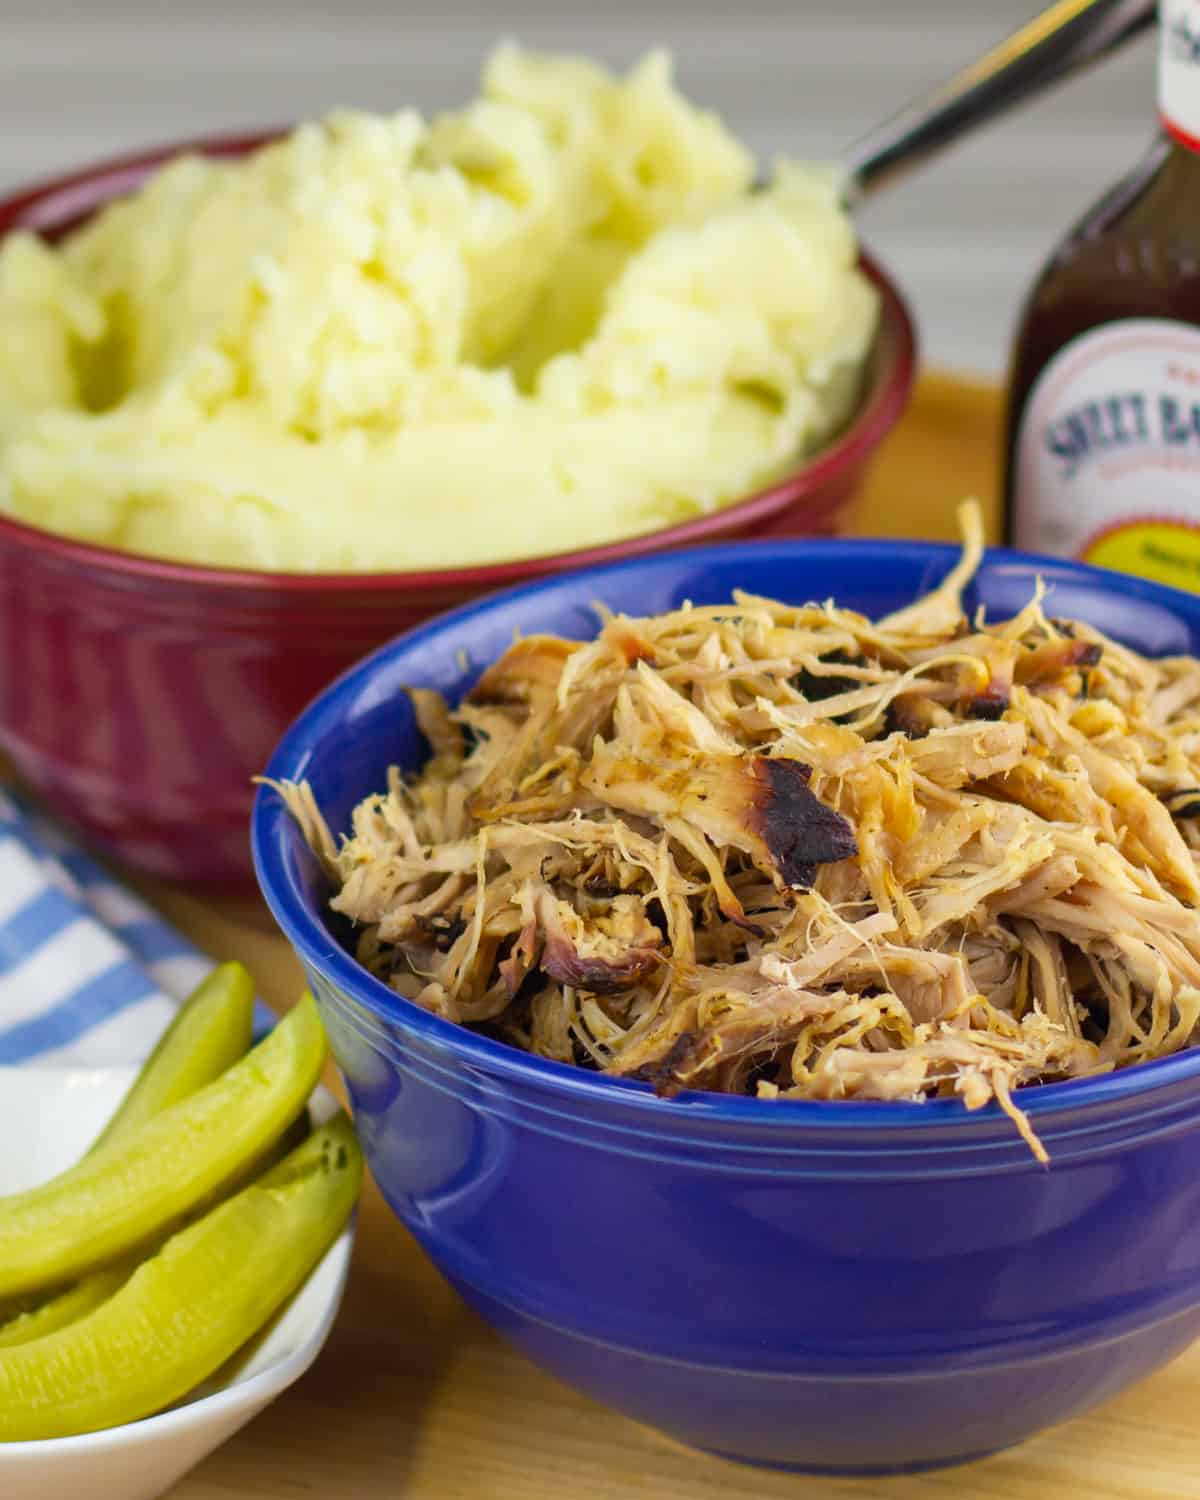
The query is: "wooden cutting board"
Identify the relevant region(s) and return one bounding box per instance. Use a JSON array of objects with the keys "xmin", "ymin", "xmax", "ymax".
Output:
[{"xmin": 101, "ymin": 375, "xmax": 1200, "ymax": 1499}]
